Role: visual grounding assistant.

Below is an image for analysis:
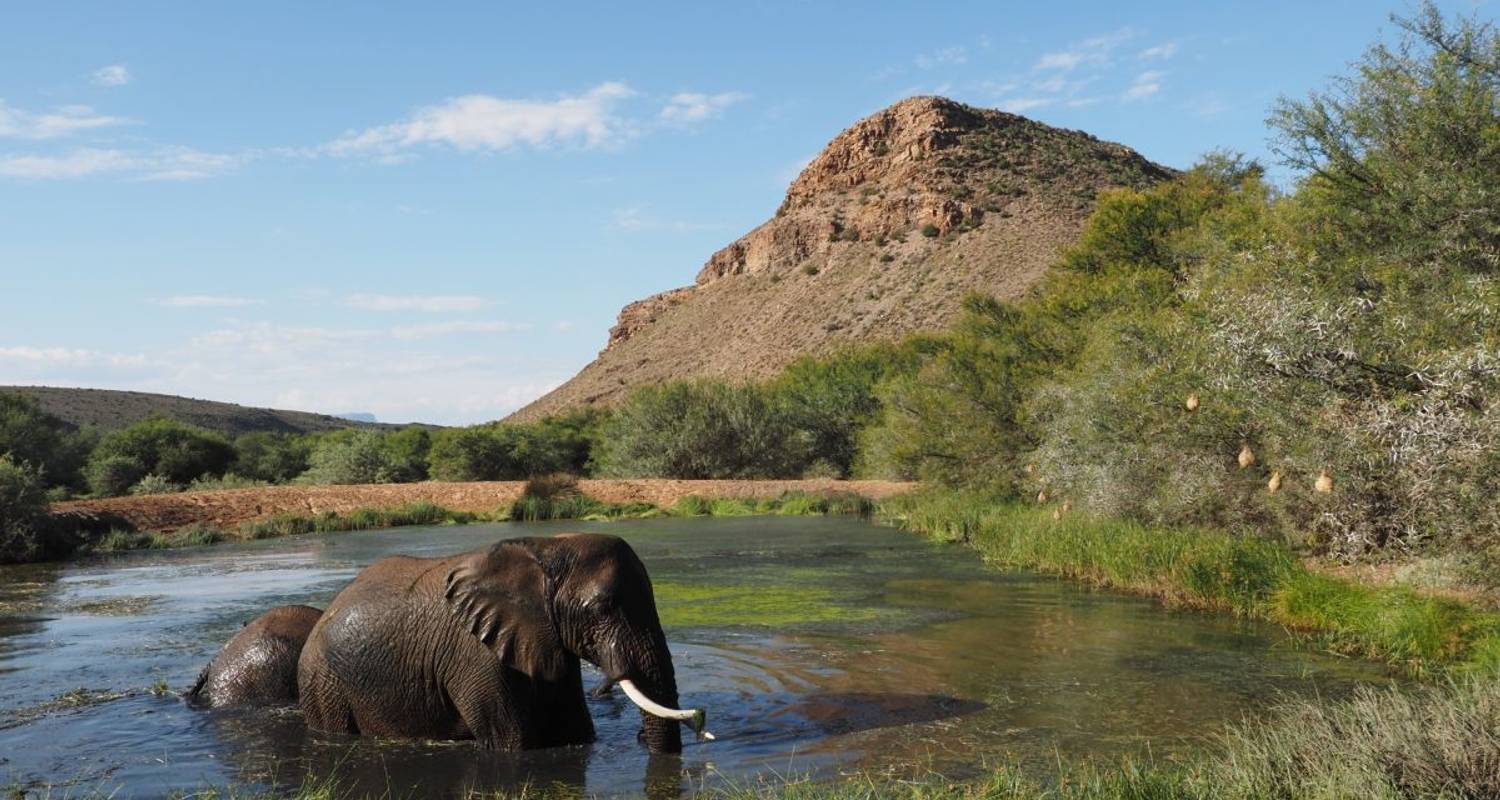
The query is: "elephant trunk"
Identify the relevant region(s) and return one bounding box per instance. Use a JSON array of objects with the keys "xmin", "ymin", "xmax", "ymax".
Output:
[{"xmin": 624, "ymin": 630, "xmax": 688, "ymax": 753}]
